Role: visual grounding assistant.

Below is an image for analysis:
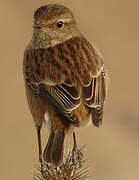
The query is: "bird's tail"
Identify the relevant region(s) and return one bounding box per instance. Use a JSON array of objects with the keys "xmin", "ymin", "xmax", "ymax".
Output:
[{"xmin": 43, "ymin": 128, "xmax": 65, "ymax": 166}]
